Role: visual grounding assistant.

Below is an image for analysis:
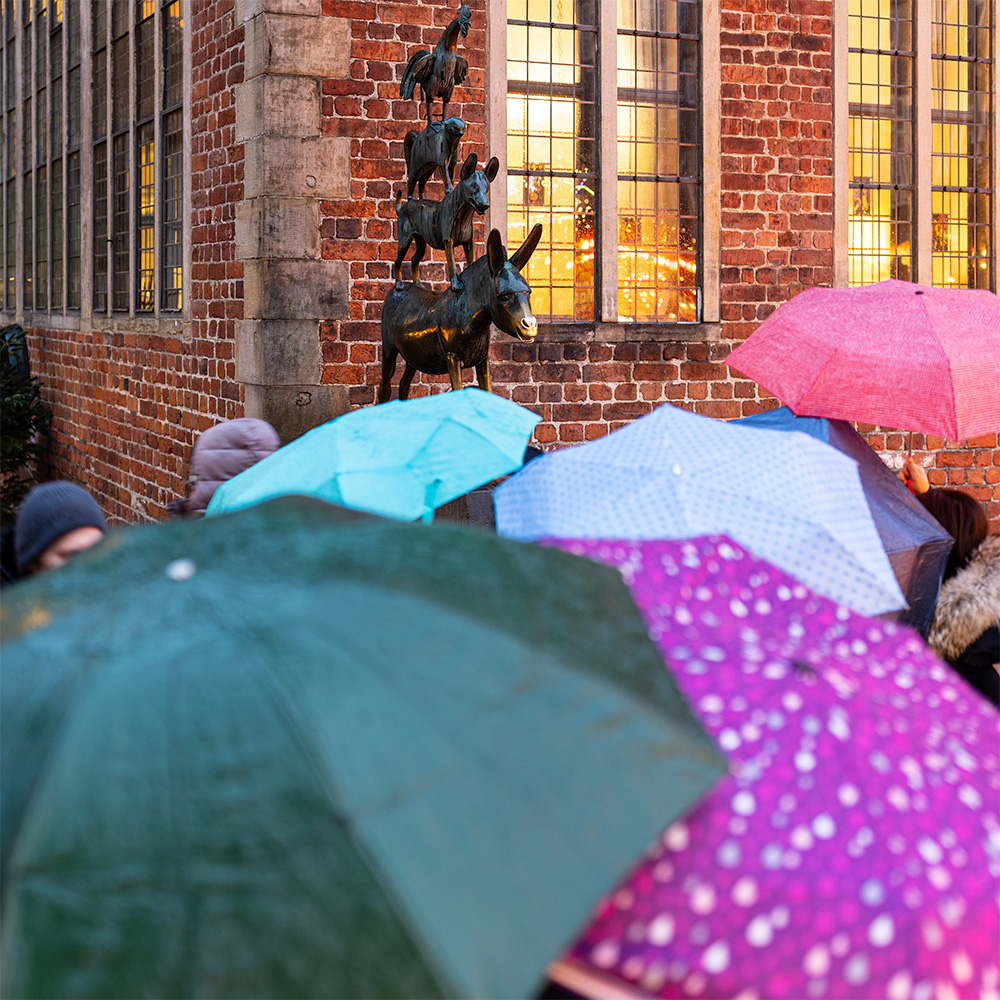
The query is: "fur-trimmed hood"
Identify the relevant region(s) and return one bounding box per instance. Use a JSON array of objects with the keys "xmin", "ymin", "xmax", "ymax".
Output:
[{"xmin": 928, "ymin": 534, "xmax": 1000, "ymax": 662}]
